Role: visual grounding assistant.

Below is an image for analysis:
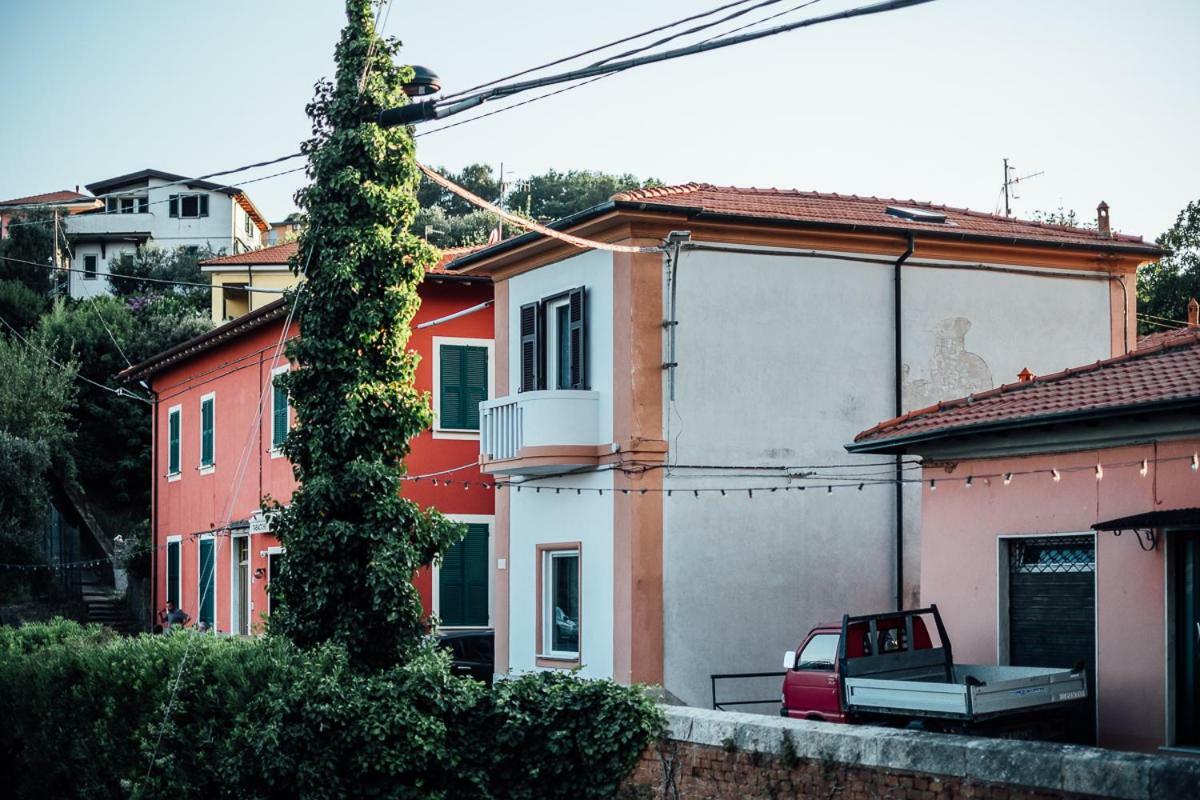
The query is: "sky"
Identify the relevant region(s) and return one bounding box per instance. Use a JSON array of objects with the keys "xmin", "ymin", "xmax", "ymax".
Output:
[{"xmin": 1, "ymin": 0, "xmax": 1198, "ymax": 239}]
